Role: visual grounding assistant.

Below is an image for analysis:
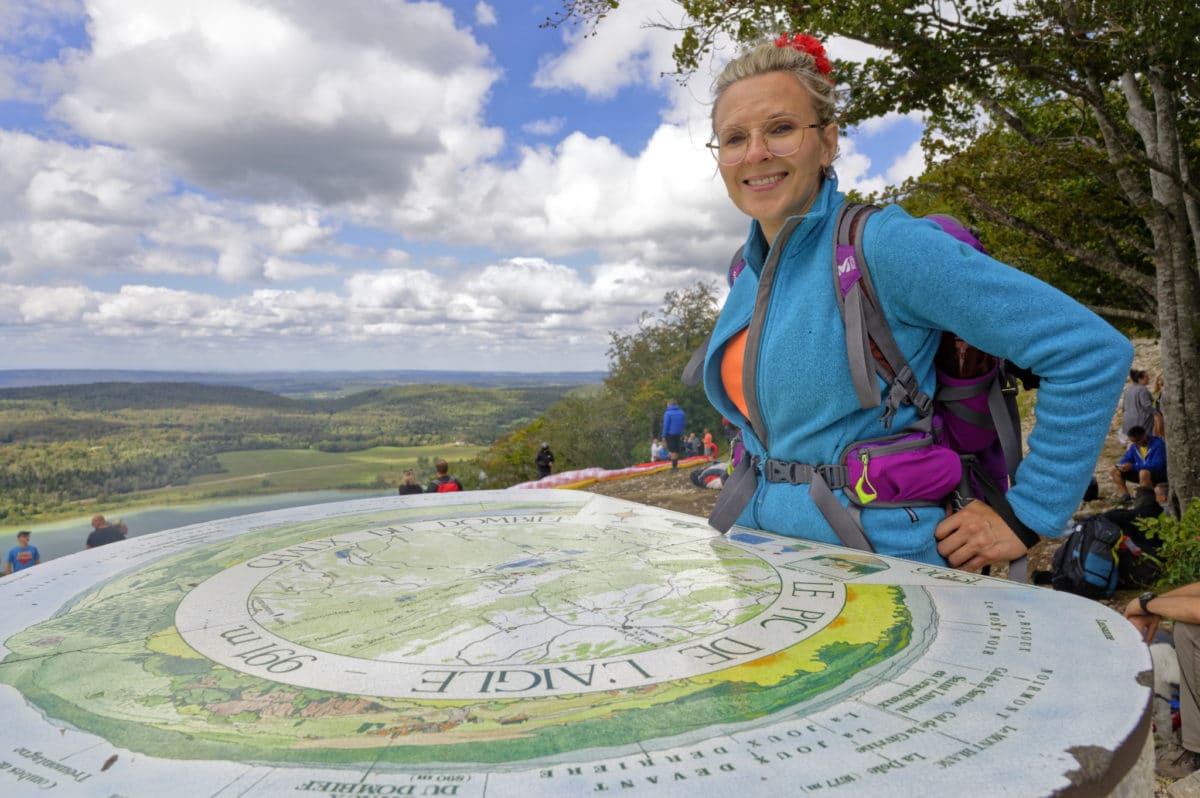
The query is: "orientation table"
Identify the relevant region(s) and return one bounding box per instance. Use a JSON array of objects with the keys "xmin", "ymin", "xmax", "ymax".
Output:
[{"xmin": 0, "ymin": 489, "xmax": 1151, "ymax": 796}]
